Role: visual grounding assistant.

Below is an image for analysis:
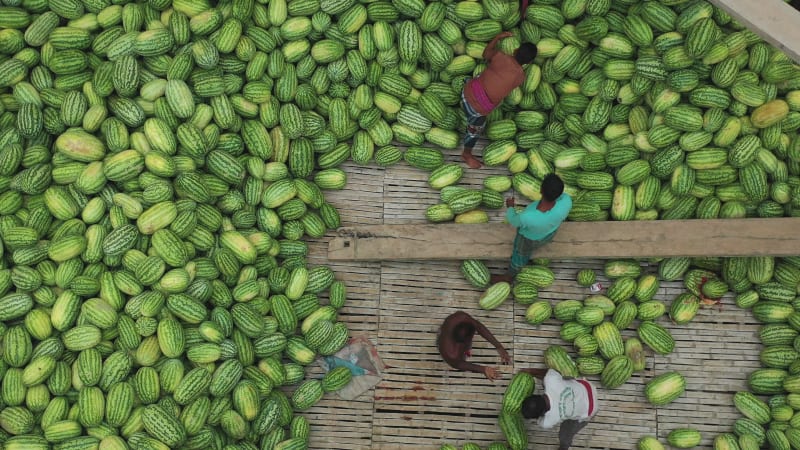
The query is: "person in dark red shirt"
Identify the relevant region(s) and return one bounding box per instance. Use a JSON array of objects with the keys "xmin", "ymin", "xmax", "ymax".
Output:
[
  {"xmin": 460, "ymin": 32, "xmax": 538, "ymax": 168},
  {"xmin": 437, "ymin": 311, "xmax": 510, "ymax": 381}
]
